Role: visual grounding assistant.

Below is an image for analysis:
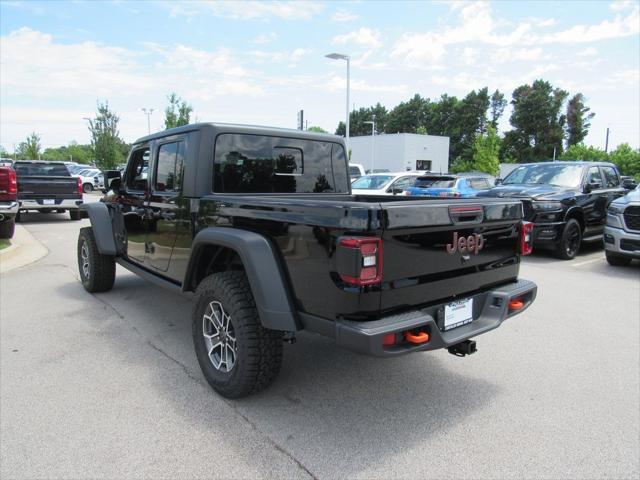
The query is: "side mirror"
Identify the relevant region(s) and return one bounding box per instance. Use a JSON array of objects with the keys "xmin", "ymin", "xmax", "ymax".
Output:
[
  {"xmin": 622, "ymin": 179, "xmax": 637, "ymax": 190},
  {"xmin": 583, "ymin": 181, "xmax": 602, "ymax": 194},
  {"xmin": 495, "ymin": 178, "xmax": 503, "ymax": 185},
  {"xmin": 104, "ymin": 170, "xmax": 122, "ymax": 193}
]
